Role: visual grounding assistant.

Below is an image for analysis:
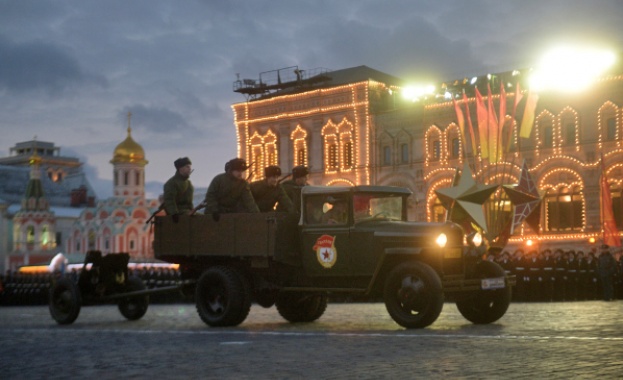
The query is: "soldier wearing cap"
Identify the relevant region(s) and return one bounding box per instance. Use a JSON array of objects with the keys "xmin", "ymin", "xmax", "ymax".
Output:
[
  {"xmin": 250, "ymin": 166, "xmax": 294, "ymax": 213},
  {"xmin": 278, "ymin": 165, "xmax": 309, "ymax": 213},
  {"xmin": 163, "ymin": 157, "xmax": 194, "ymax": 219},
  {"xmin": 204, "ymin": 158, "xmax": 259, "ymax": 221},
  {"xmin": 598, "ymin": 244, "xmax": 617, "ymax": 301}
]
